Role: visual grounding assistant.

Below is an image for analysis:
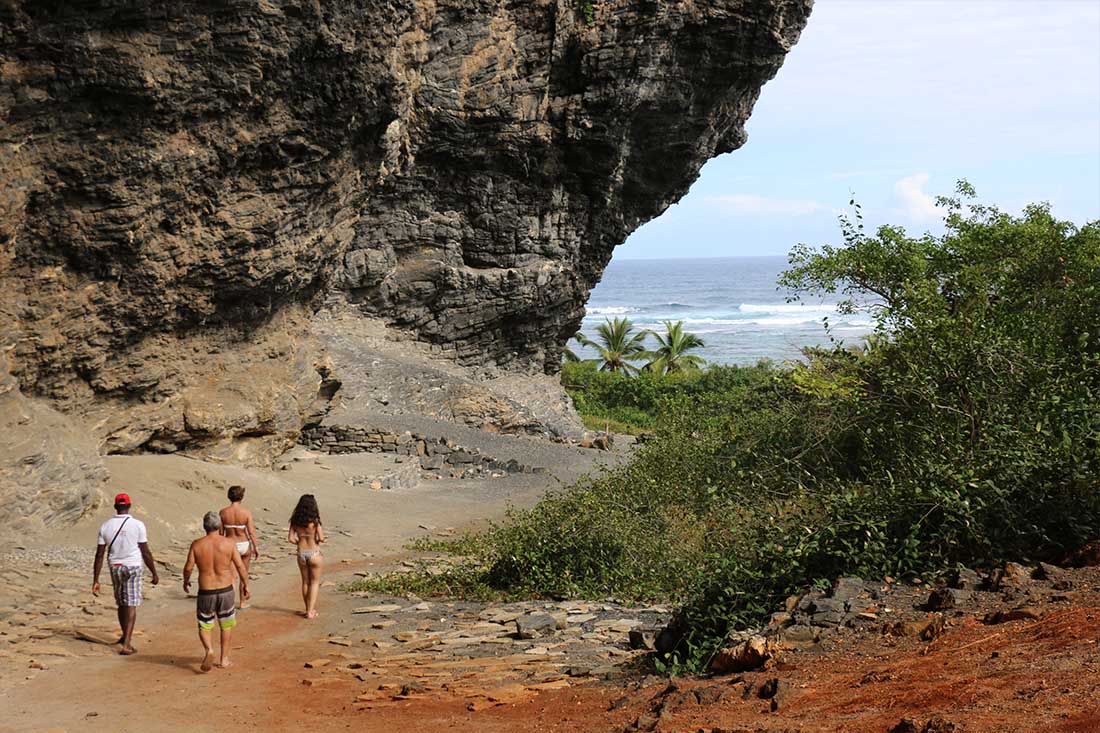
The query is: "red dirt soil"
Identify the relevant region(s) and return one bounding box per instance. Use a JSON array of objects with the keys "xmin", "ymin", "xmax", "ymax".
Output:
[
  {"xmin": 342, "ymin": 606, "xmax": 1100, "ymax": 732},
  {"xmin": 11, "ymin": 593, "xmax": 1100, "ymax": 732}
]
